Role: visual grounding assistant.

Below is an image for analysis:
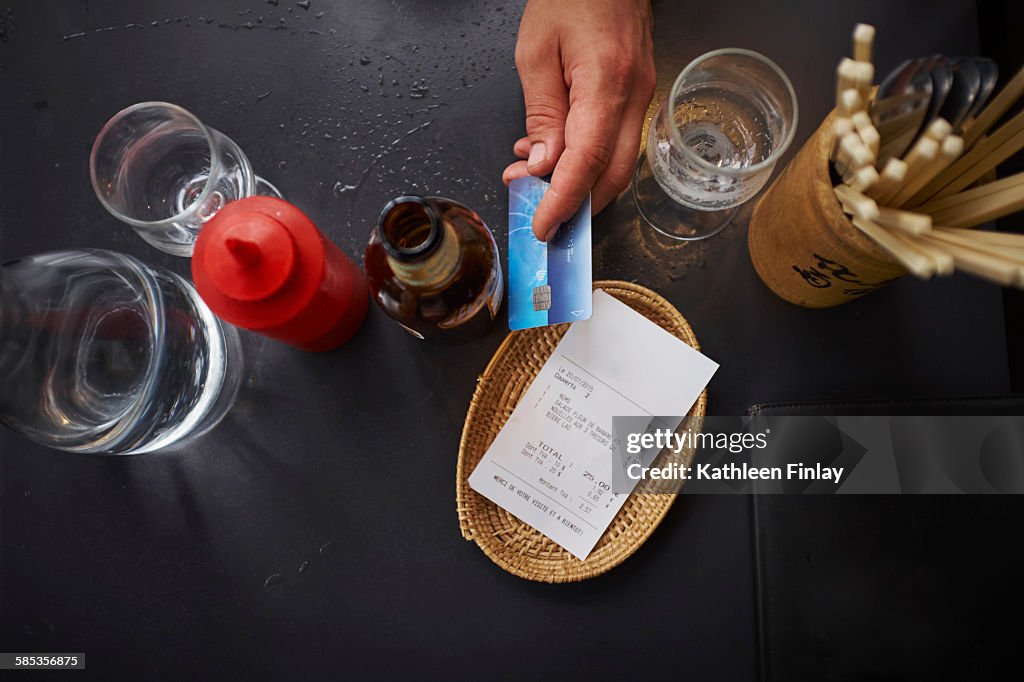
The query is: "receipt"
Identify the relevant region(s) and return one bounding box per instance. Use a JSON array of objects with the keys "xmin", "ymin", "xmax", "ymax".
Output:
[{"xmin": 468, "ymin": 290, "xmax": 718, "ymax": 560}]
